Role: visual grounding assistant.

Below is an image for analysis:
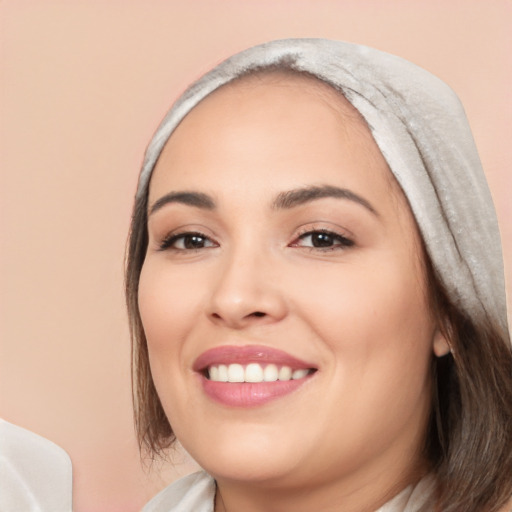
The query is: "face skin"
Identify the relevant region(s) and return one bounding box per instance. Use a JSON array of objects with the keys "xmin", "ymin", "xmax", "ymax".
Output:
[{"xmin": 138, "ymin": 74, "xmax": 450, "ymax": 512}]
